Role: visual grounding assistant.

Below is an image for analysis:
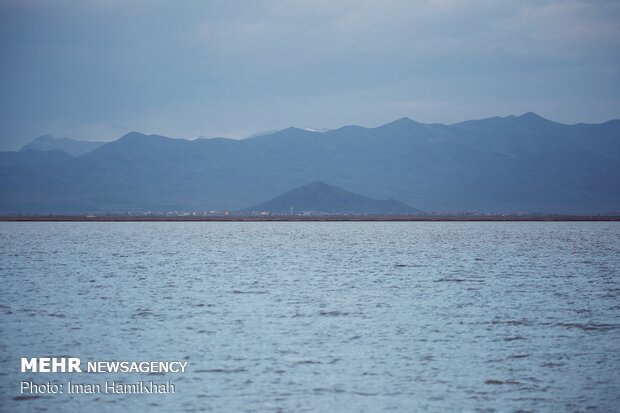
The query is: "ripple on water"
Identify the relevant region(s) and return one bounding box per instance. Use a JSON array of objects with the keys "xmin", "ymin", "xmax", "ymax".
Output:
[{"xmin": 0, "ymin": 221, "xmax": 619, "ymax": 413}]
